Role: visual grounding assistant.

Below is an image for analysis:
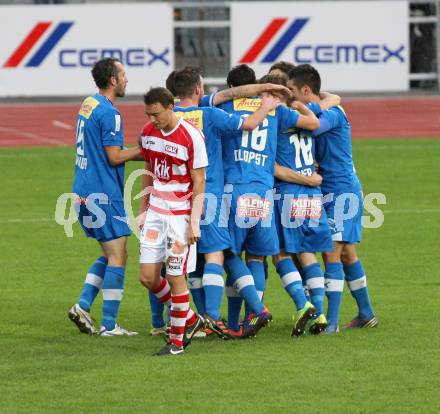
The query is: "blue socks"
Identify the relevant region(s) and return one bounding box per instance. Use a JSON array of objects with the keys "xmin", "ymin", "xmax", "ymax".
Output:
[
  {"xmin": 148, "ymin": 266, "xmax": 168, "ymax": 328},
  {"xmin": 224, "ymin": 254, "xmax": 264, "ymax": 316},
  {"xmin": 148, "ymin": 290, "xmax": 166, "ymax": 328},
  {"xmin": 247, "ymin": 260, "xmax": 266, "ymax": 302},
  {"xmin": 101, "ymin": 266, "xmax": 125, "ymax": 330},
  {"xmin": 303, "ymin": 262, "xmax": 325, "ymax": 316},
  {"xmin": 203, "ymin": 263, "xmax": 224, "ymax": 320},
  {"xmin": 276, "ymin": 258, "xmax": 307, "ymax": 310},
  {"xmin": 344, "ymin": 260, "xmax": 374, "ymax": 320},
  {"xmin": 263, "ymin": 257, "xmax": 269, "ymax": 281},
  {"xmin": 324, "ymin": 262, "xmax": 344, "ymax": 327},
  {"xmin": 225, "ymin": 272, "xmax": 242, "ymax": 331},
  {"xmin": 78, "ymin": 256, "xmax": 107, "ymax": 312}
]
